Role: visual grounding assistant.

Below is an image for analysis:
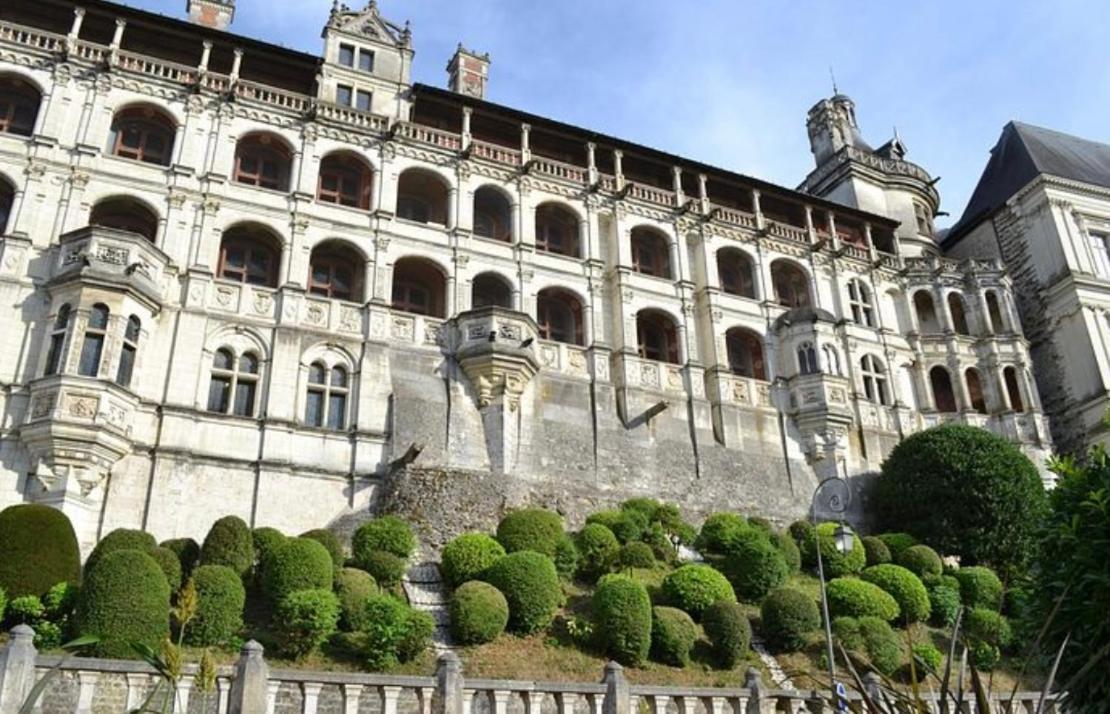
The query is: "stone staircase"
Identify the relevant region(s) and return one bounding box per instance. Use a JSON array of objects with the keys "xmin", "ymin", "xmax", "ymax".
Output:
[{"xmin": 403, "ymin": 561, "xmax": 453, "ymax": 650}]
